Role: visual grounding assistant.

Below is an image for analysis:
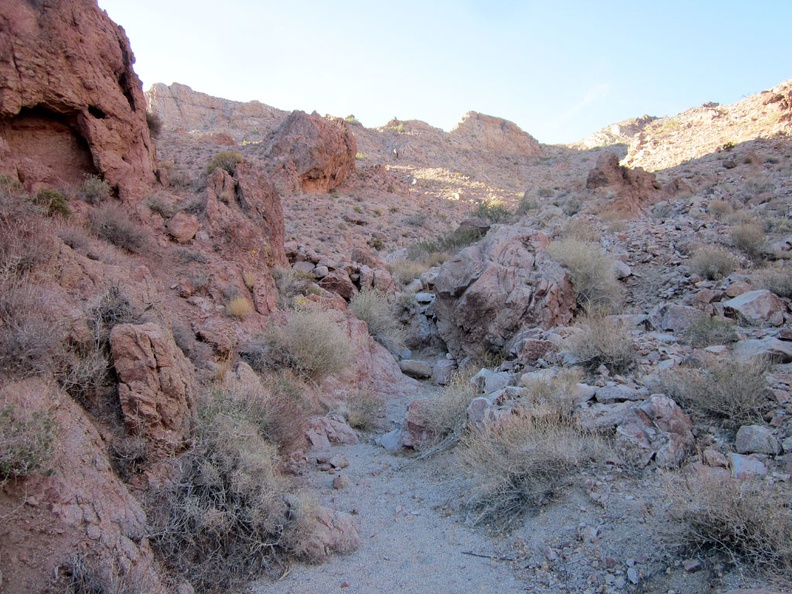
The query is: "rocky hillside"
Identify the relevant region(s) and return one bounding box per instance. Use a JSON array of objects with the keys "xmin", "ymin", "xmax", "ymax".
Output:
[{"xmin": 1, "ymin": 1, "xmax": 792, "ymax": 593}]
